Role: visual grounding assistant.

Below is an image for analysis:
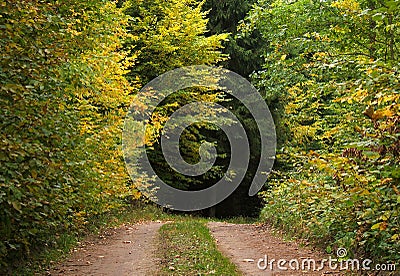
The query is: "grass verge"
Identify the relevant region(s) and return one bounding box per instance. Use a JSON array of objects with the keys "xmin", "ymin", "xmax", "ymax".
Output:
[
  {"xmin": 157, "ymin": 218, "xmax": 241, "ymax": 275},
  {"xmin": 215, "ymin": 216, "xmax": 258, "ymax": 224}
]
